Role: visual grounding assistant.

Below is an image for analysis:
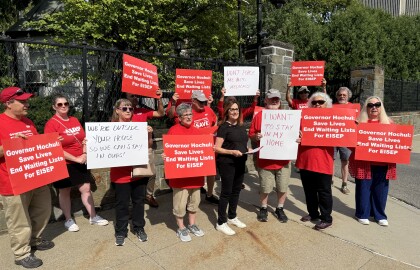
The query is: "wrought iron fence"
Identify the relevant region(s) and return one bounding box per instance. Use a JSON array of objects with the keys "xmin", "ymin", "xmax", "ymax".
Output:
[{"xmin": 384, "ymin": 79, "xmax": 420, "ymax": 113}]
